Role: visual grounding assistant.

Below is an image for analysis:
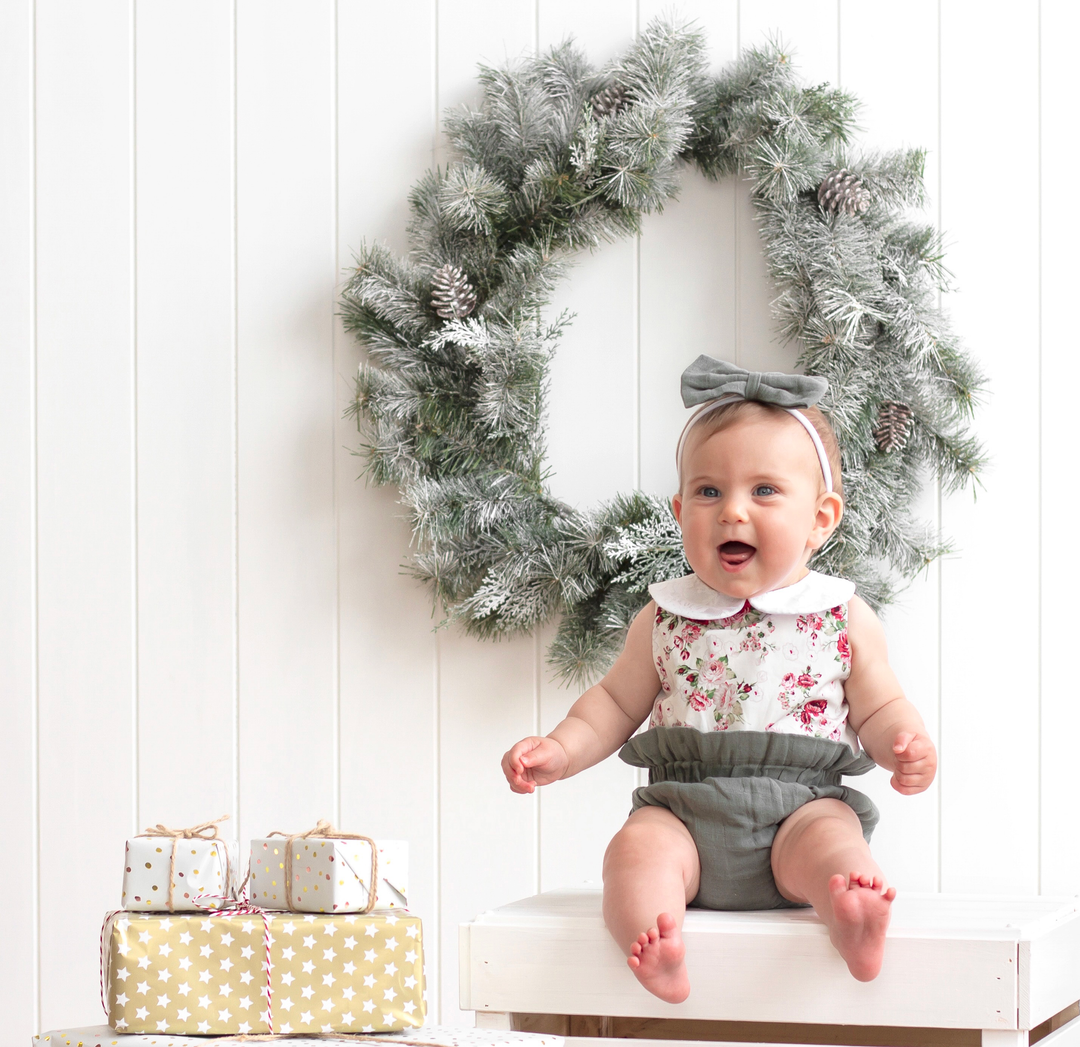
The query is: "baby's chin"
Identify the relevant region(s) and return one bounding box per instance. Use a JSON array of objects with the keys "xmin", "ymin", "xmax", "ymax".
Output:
[{"xmin": 695, "ymin": 560, "xmax": 809, "ymax": 598}]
